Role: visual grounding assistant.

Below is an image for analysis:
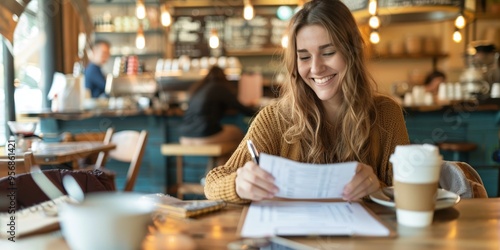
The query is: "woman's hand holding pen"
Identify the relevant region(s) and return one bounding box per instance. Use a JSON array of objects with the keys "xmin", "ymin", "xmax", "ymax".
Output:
[
  {"xmin": 236, "ymin": 162, "xmax": 279, "ymax": 201},
  {"xmin": 236, "ymin": 139, "xmax": 279, "ymax": 201},
  {"xmin": 342, "ymin": 163, "xmax": 380, "ymax": 201}
]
